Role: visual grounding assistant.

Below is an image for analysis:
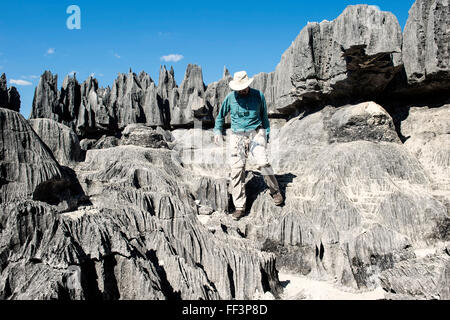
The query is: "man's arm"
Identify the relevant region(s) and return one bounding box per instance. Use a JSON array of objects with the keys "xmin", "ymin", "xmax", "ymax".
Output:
[
  {"xmin": 214, "ymin": 96, "xmax": 230, "ymax": 136},
  {"xmin": 260, "ymin": 91, "xmax": 271, "ymax": 141}
]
